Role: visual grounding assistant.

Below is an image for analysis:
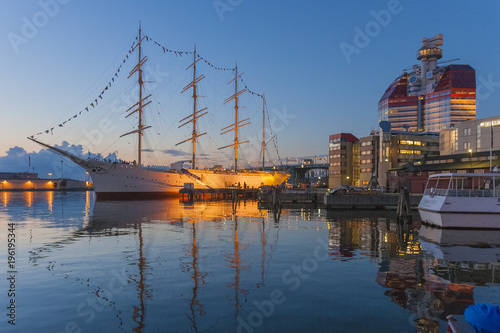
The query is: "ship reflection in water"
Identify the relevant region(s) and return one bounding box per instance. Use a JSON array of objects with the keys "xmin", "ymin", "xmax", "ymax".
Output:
[{"xmin": 1, "ymin": 192, "xmax": 499, "ymax": 332}]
